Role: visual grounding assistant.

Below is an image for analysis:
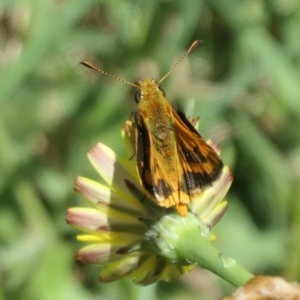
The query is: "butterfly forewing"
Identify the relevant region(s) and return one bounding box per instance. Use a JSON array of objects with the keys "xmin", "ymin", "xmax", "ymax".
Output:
[{"xmin": 174, "ymin": 111, "xmax": 223, "ymax": 195}]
